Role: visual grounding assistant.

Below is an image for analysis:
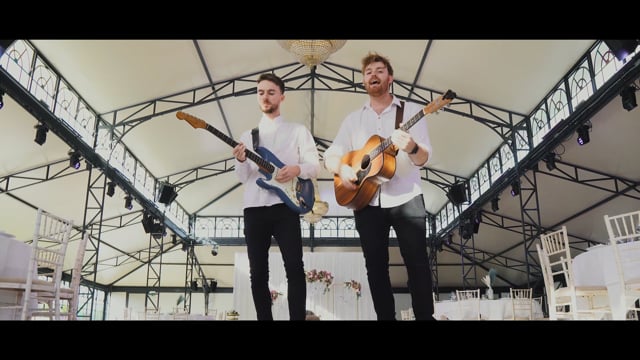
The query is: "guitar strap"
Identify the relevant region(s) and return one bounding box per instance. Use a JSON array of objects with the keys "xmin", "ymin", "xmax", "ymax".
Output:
[
  {"xmin": 251, "ymin": 127, "xmax": 259, "ymax": 150},
  {"xmin": 395, "ymin": 101, "xmax": 405, "ymax": 129}
]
